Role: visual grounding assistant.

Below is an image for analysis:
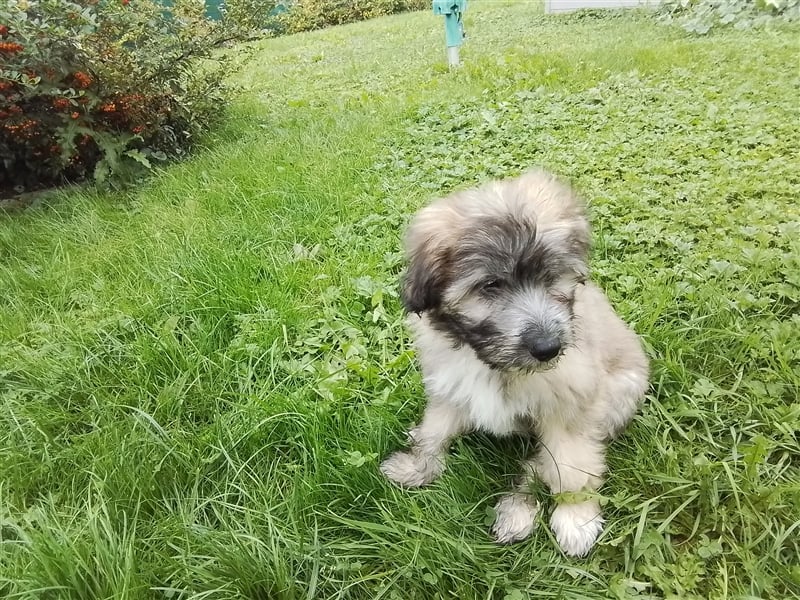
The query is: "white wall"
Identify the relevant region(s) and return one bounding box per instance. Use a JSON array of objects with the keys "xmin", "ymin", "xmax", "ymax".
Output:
[{"xmin": 544, "ymin": 0, "xmax": 661, "ymax": 13}]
